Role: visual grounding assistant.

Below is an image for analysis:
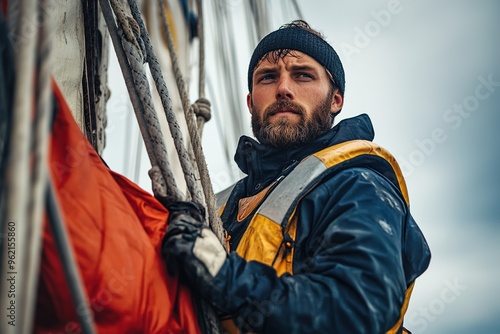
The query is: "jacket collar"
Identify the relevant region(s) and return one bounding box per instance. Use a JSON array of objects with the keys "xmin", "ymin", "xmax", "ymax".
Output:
[{"xmin": 234, "ymin": 114, "xmax": 375, "ymax": 194}]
